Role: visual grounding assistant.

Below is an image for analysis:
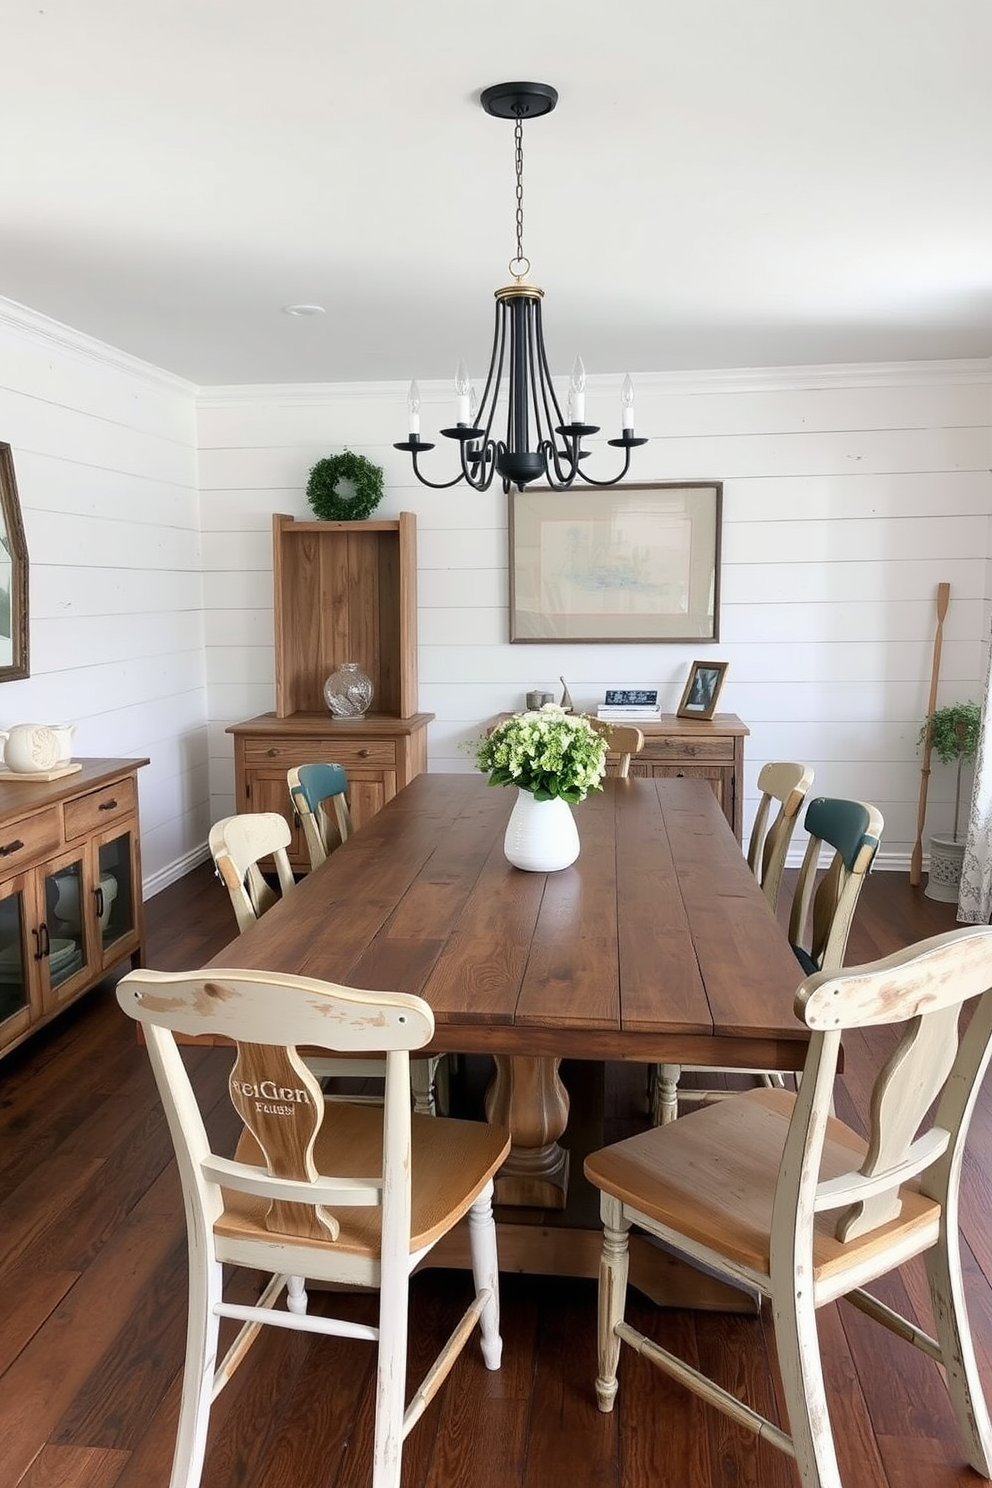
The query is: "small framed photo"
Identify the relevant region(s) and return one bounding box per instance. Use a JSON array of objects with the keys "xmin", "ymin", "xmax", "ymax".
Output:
[{"xmin": 676, "ymin": 660, "xmax": 728, "ymax": 721}]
